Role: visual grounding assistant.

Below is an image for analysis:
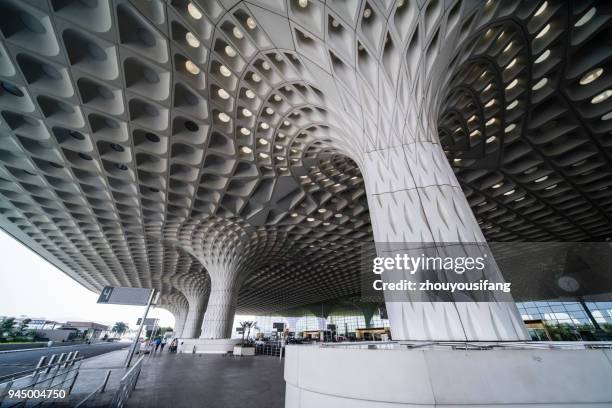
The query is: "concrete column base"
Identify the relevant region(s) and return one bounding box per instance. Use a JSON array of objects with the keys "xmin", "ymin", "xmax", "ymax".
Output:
[
  {"xmin": 285, "ymin": 345, "xmax": 612, "ymax": 407},
  {"xmin": 178, "ymin": 338, "xmax": 239, "ymax": 354}
]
